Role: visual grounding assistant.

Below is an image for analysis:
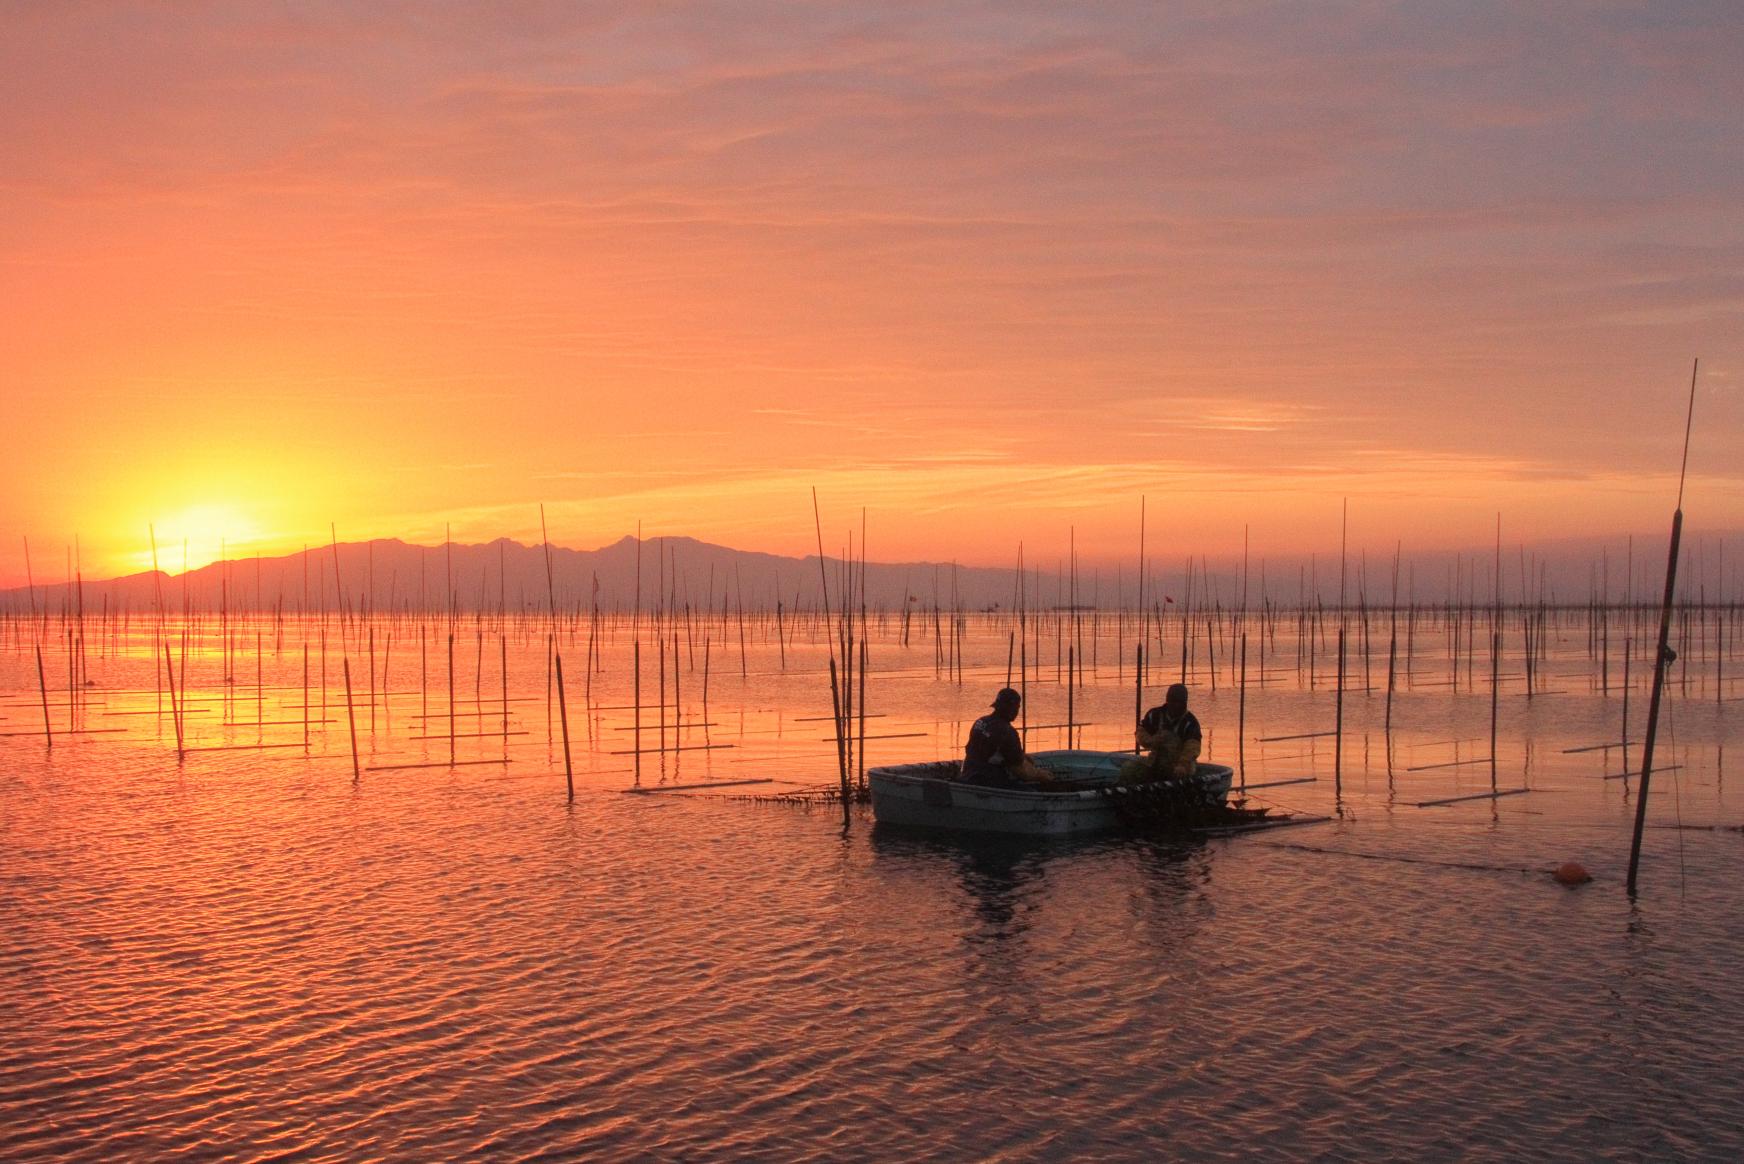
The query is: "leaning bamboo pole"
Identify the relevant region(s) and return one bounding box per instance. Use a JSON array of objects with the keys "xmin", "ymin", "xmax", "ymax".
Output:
[
  {"xmin": 541, "ymin": 504, "xmax": 573, "ymax": 800},
  {"xmin": 1628, "ymin": 360, "xmax": 1700, "ymax": 896},
  {"xmin": 809, "ymin": 490, "xmax": 850, "ymax": 820}
]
